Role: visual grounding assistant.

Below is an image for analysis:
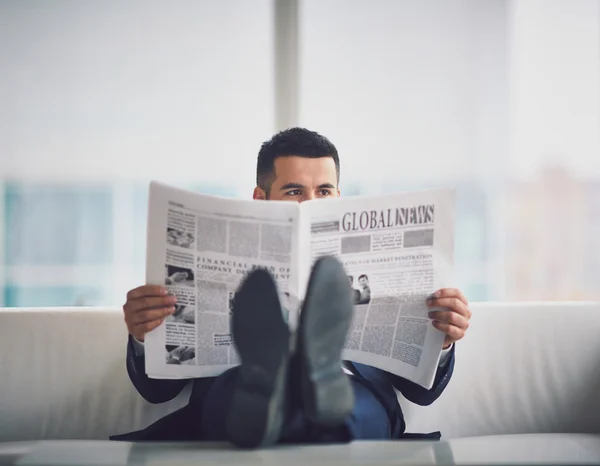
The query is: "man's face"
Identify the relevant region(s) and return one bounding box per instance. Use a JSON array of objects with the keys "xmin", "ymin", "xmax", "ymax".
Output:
[
  {"xmin": 358, "ymin": 276, "xmax": 368, "ymax": 288},
  {"xmin": 254, "ymin": 155, "xmax": 340, "ymax": 202}
]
